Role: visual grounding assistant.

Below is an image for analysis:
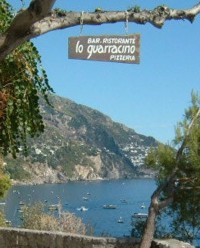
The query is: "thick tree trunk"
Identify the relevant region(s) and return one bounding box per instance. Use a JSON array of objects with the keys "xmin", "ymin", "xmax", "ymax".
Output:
[
  {"xmin": 139, "ymin": 201, "xmax": 158, "ymax": 248},
  {"xmin": 0, "ymin": 0, "xmax": 56, "ymax": 61}
]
